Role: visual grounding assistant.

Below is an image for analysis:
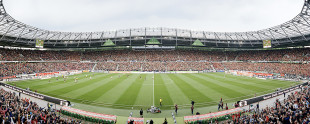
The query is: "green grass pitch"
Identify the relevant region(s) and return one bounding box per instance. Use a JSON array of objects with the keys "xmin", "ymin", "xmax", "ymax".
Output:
[{"xmin": 8, "ymin": 72, "xmax": 299, "ymax": 111}]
